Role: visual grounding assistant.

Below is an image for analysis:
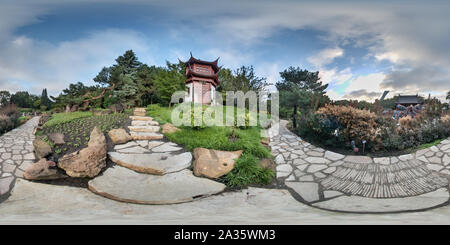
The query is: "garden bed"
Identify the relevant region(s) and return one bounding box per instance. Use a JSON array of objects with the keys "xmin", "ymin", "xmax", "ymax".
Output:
[
  {"xmin": 292, "ymin": 104, "xmax": 450, "ymax": 157},
  {"xmin": 33, "ymin": 111, "xmax": 132, "ymax": 188}
]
